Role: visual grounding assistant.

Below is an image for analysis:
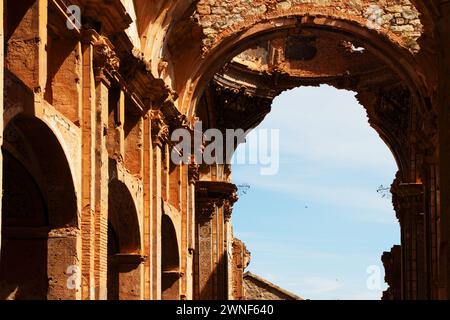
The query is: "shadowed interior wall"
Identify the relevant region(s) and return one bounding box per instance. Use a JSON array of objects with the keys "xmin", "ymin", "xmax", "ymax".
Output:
[{"xmin": 161, "ymin": 214, "xmax": 180, "ymax": 300}]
